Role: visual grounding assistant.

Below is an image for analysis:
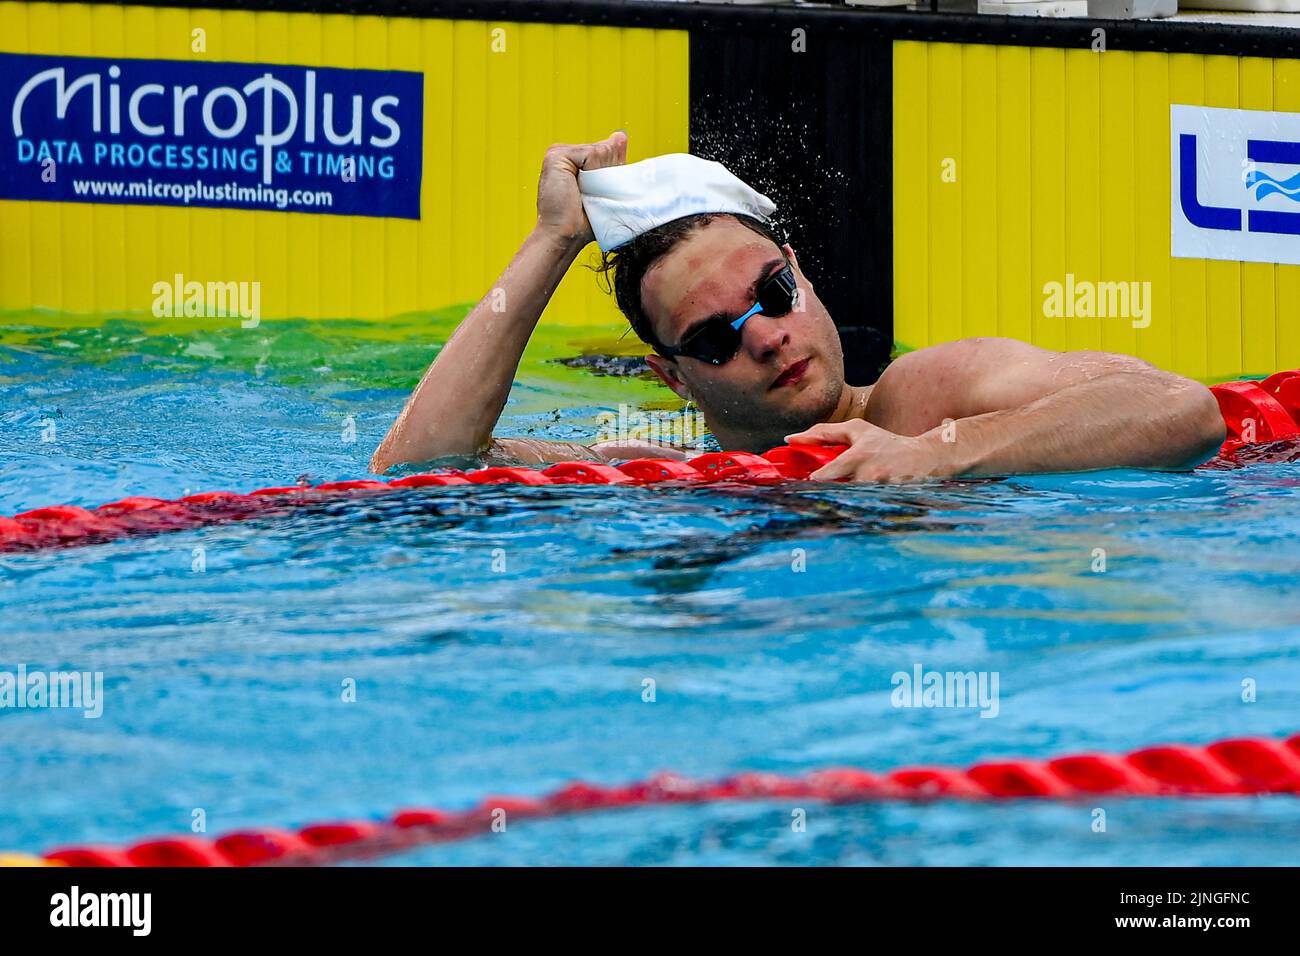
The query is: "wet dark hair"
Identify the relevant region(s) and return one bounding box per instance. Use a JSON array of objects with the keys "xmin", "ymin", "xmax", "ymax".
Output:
[{"xmin": 595, "ymin": 213, "xmax": 785, "ymax": 352}]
